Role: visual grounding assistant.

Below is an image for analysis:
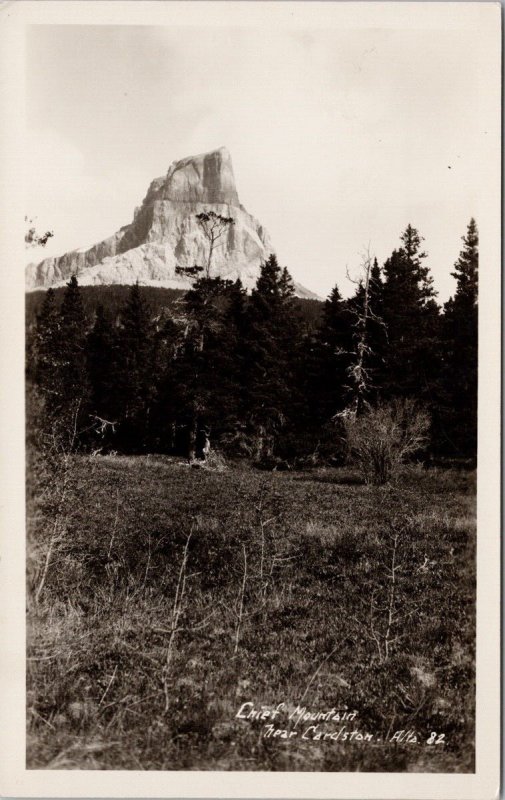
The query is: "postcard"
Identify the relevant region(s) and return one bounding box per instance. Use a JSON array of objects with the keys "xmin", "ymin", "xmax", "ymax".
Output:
[{"xmin": 0, "ymin": 2, "xmax": 501, "ymax": 798}]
